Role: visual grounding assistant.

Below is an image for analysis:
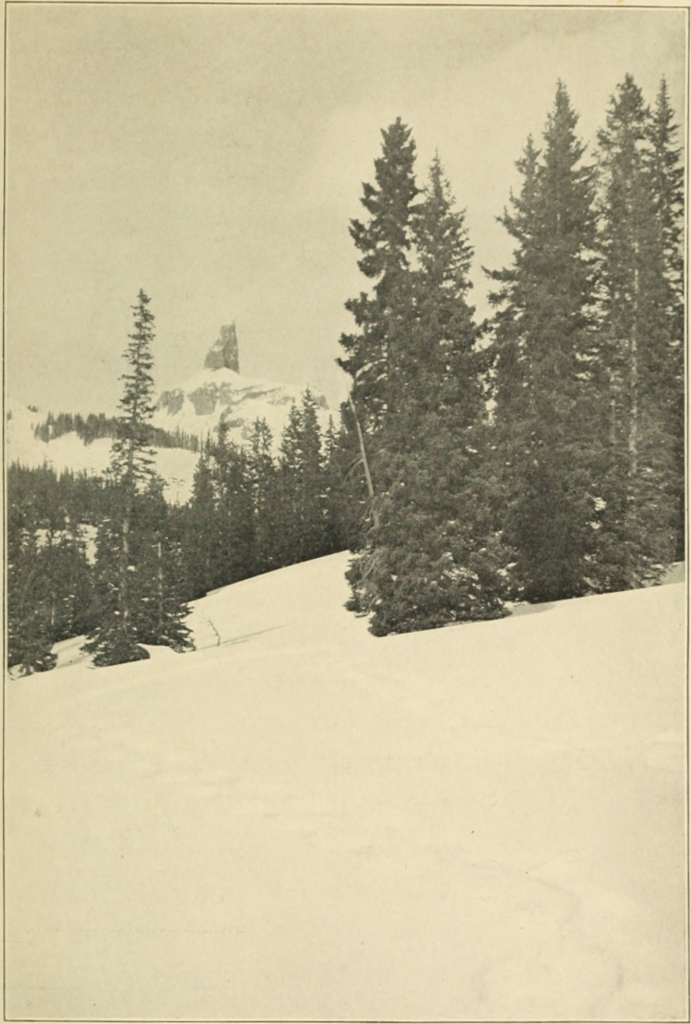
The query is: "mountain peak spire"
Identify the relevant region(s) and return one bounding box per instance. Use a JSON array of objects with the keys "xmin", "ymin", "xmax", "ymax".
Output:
[{"xmin": 204, "ymin": 324, "xmax": 240, "ymax": 373}]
